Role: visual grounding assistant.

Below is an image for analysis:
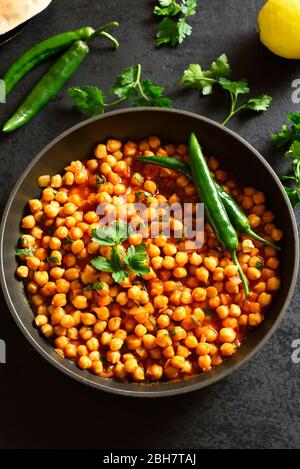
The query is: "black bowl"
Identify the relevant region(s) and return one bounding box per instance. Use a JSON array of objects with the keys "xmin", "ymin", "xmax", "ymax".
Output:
[{"xmin": 0, "ymin": 108, "xmax": 298, "ymax": 397}]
